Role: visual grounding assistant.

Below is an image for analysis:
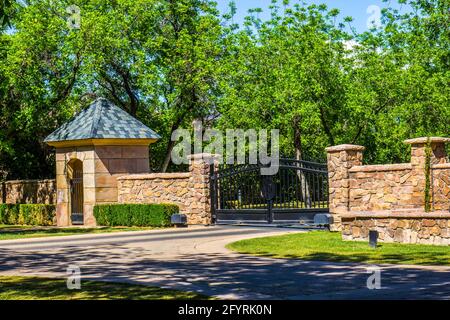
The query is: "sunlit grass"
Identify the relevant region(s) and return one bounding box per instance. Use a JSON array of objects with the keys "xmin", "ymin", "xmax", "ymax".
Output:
[
  {"xmin": 0, "ymin": 225, "xmax": 159, "ymax": 241},
  {"xmin": 227, "ymin": 231, "xmax": 450, "ymax": 266}
]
